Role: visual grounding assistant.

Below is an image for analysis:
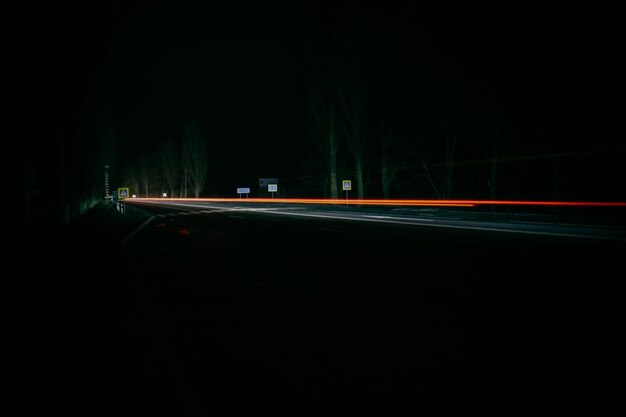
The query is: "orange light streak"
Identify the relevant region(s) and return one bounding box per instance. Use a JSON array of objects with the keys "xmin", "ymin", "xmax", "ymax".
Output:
[{"xmin": 124, "ymin": 198, "xmax": 626, "ymax": 207}]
